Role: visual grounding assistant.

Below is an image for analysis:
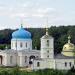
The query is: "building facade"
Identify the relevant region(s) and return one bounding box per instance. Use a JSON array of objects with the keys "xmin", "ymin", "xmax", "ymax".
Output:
[{"xmin": 0, "ymin": 25, "xmax": 75, "ymax": 70}]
